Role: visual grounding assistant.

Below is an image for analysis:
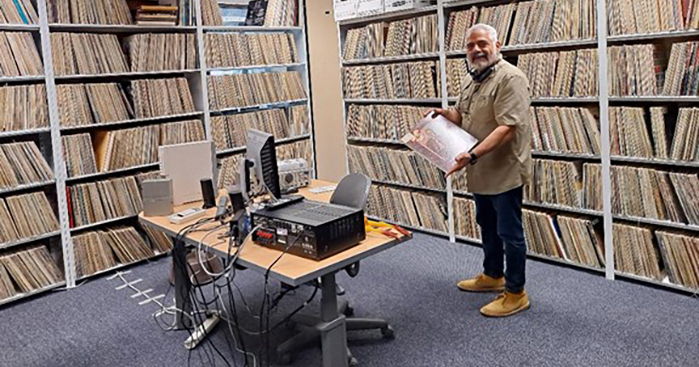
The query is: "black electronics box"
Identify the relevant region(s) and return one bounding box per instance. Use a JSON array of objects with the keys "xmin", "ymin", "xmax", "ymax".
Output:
[{"xmin": 251, "ymin": 200, "xmax": 366, "ymax": 260}]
